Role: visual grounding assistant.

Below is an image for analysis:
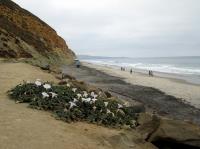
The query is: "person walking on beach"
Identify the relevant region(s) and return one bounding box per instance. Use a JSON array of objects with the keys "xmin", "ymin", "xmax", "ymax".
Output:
[
  {"xmin": 149, "ymin": 70, "xmax": 154, "ymax": 77},
  {"xmin": 130, "ymin": 69, "xmax": 133, "ymax": 74},
  {"xmin": 121, "ymin": 67, "xmax": 125, "ymax": 71}
]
